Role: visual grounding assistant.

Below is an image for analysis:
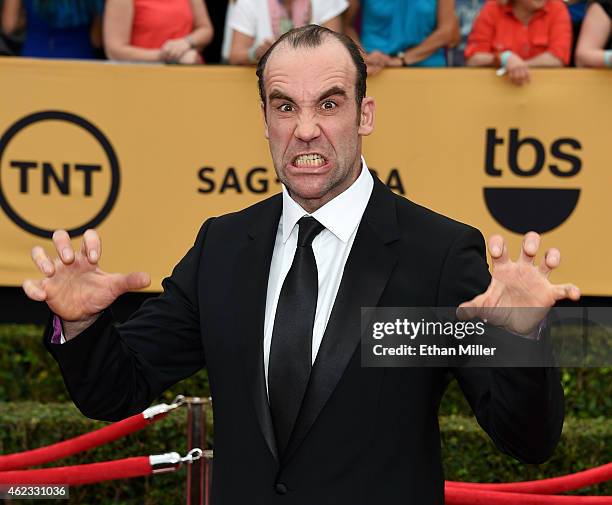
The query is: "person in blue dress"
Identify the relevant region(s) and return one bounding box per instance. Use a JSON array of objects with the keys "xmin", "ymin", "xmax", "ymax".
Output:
[
  {"xmin": 2, "ymin": 0, "xmax": 104, "ymax": 59},
  {"xmin": 343, "ymin": 0, "xmax": 459, "ymax": 74}
]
